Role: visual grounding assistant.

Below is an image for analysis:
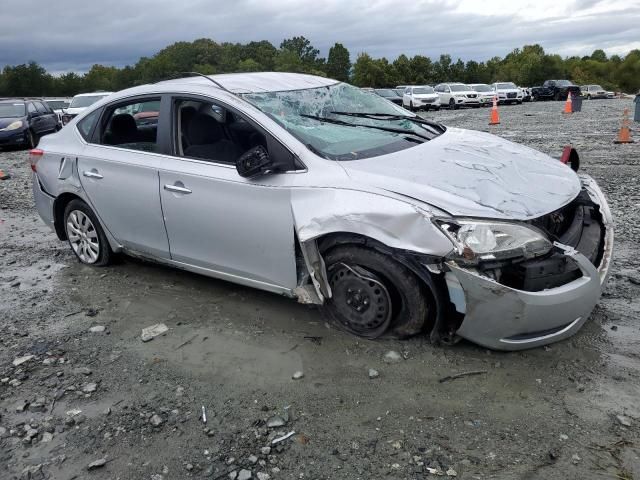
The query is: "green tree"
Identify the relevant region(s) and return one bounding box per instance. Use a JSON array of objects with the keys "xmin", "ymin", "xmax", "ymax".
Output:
[{"xmin": 326, "ymin": 43, "xmax": 351, "ymax": 81}]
